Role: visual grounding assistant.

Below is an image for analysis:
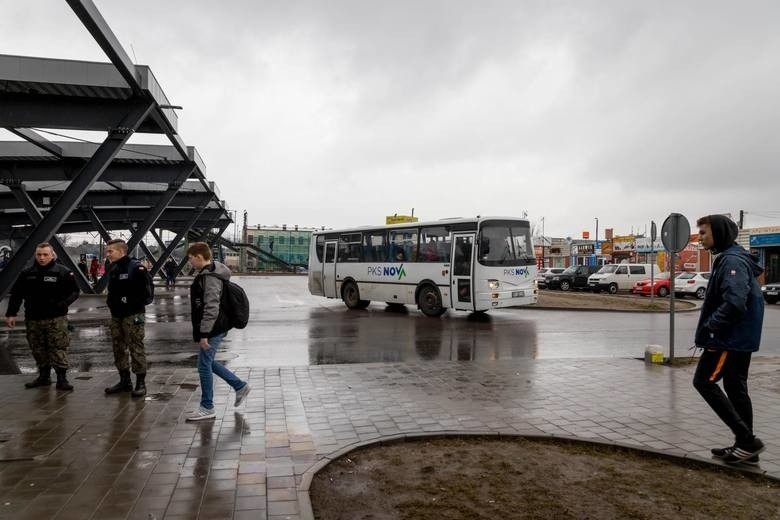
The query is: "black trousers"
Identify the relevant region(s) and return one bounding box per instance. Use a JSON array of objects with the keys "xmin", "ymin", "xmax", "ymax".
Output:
[{"xmin": 693, "ymin": 349, "xmax": 754, "ymax": 443}]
